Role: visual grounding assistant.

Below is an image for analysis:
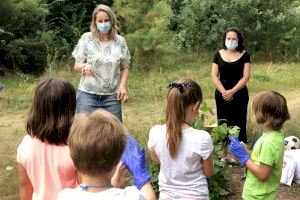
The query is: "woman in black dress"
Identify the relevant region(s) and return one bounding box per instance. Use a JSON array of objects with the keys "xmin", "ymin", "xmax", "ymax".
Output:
[{"xmin": 211, "ymin": 27, "xmax": 251, "ymax": 143}]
